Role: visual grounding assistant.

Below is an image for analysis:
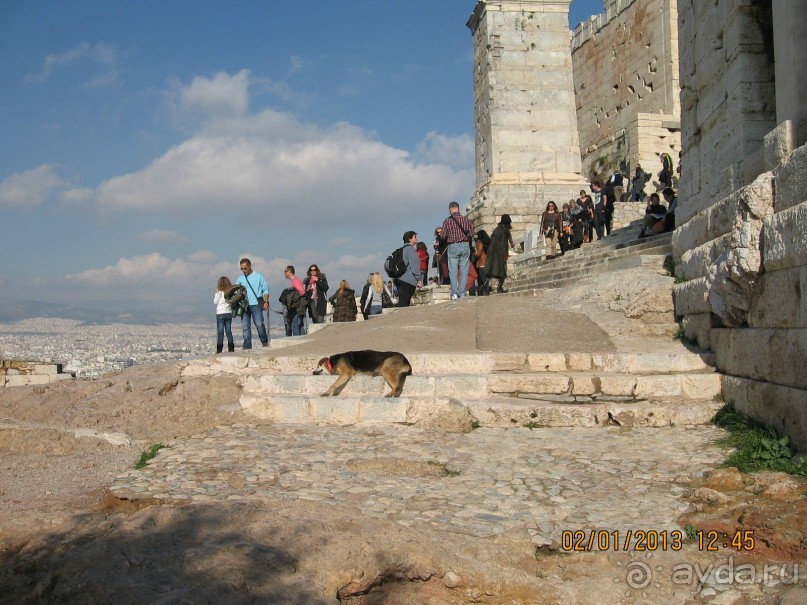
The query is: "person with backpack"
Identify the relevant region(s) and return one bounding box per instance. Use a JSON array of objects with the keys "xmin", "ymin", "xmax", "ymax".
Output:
[{"xmin": 393, "ymin": 231, "xmax": 421, "ymax": 307}]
